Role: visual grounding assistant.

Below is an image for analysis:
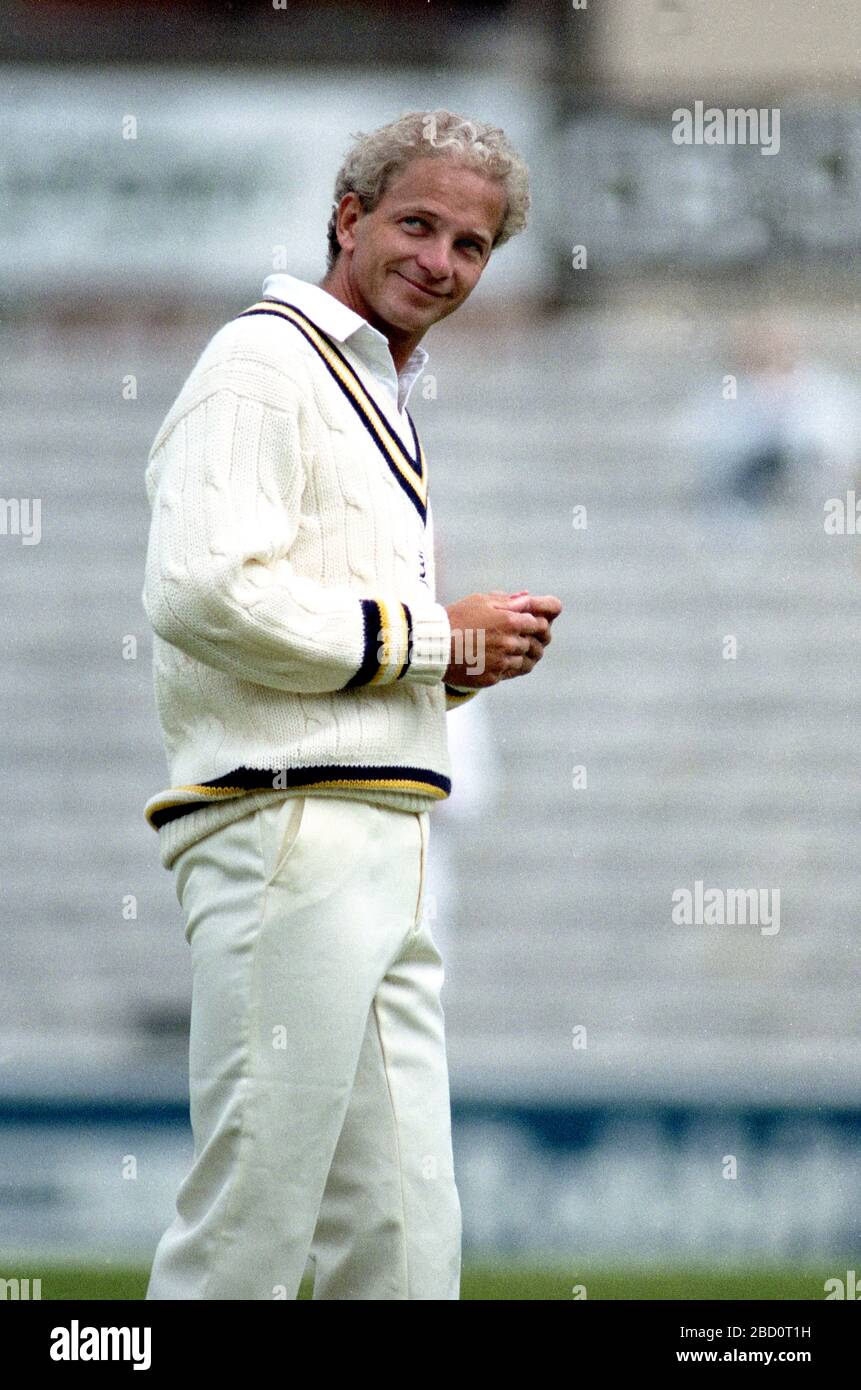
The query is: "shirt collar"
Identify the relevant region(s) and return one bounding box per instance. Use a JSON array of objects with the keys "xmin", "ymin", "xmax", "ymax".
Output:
[{"xmin": 260, "ymin": 271, "xmax": 429, "ymax": 414}]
